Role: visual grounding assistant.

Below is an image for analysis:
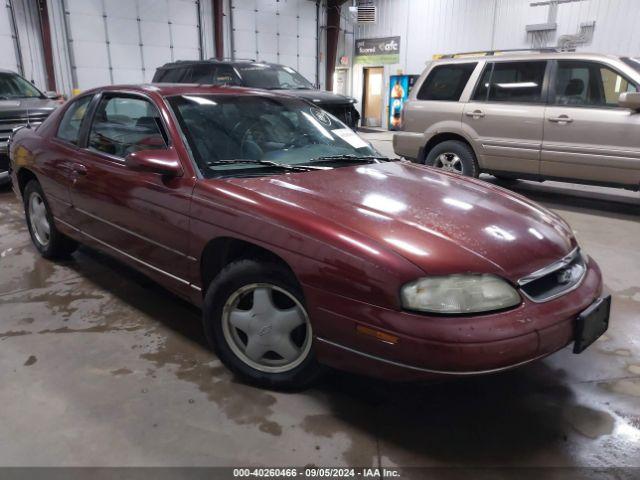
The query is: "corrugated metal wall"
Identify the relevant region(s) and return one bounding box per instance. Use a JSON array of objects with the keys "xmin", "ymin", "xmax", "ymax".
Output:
[
  {"xmin": 0, "ymin": 0, "xmax": 48, "ymax": 89},
  {"xmin": 350, "ymin": 0, "xmax": 640, "ymax": 126}
]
